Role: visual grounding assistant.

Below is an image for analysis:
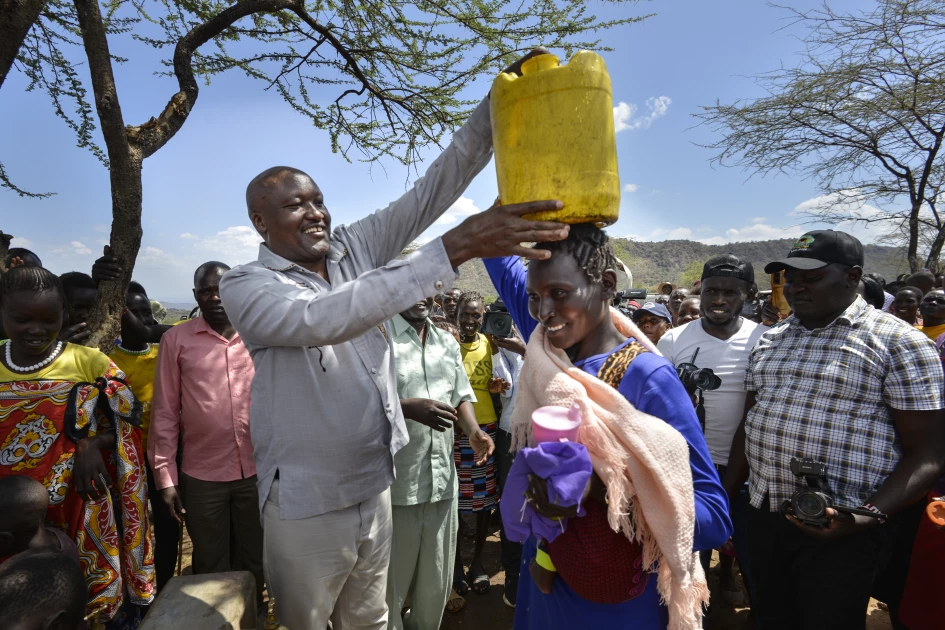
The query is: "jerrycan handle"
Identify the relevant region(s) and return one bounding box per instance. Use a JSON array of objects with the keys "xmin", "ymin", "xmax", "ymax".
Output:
[{"xmin": 520, "ymin": 53, "xmax": 560, "ymax": 75}]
